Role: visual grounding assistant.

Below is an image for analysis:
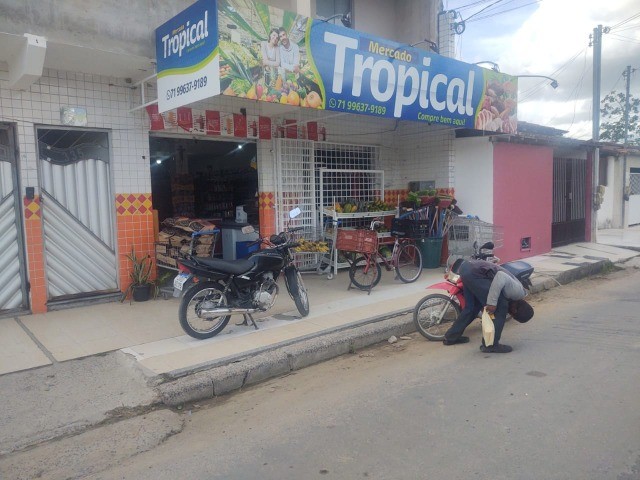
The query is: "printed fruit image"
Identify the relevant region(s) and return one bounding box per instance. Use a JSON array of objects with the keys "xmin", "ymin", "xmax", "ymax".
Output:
[
  {"xmin": 280, "ymin": 94, "xmax": 288, "ymax": 104},
  {"xmin": 275, "ymin": 75, "xmax": 283, "ymax": 91},
  {"xmin": 288, "ymin": 91, "xmax": 300, "ymax": 106},
  {"xmin": 246, "ymin": 84, "xmax": 257, "ymax": 100},
  {"xmin": 306, "ymin": 91, "xmax": 322, "ymax": 108}
]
